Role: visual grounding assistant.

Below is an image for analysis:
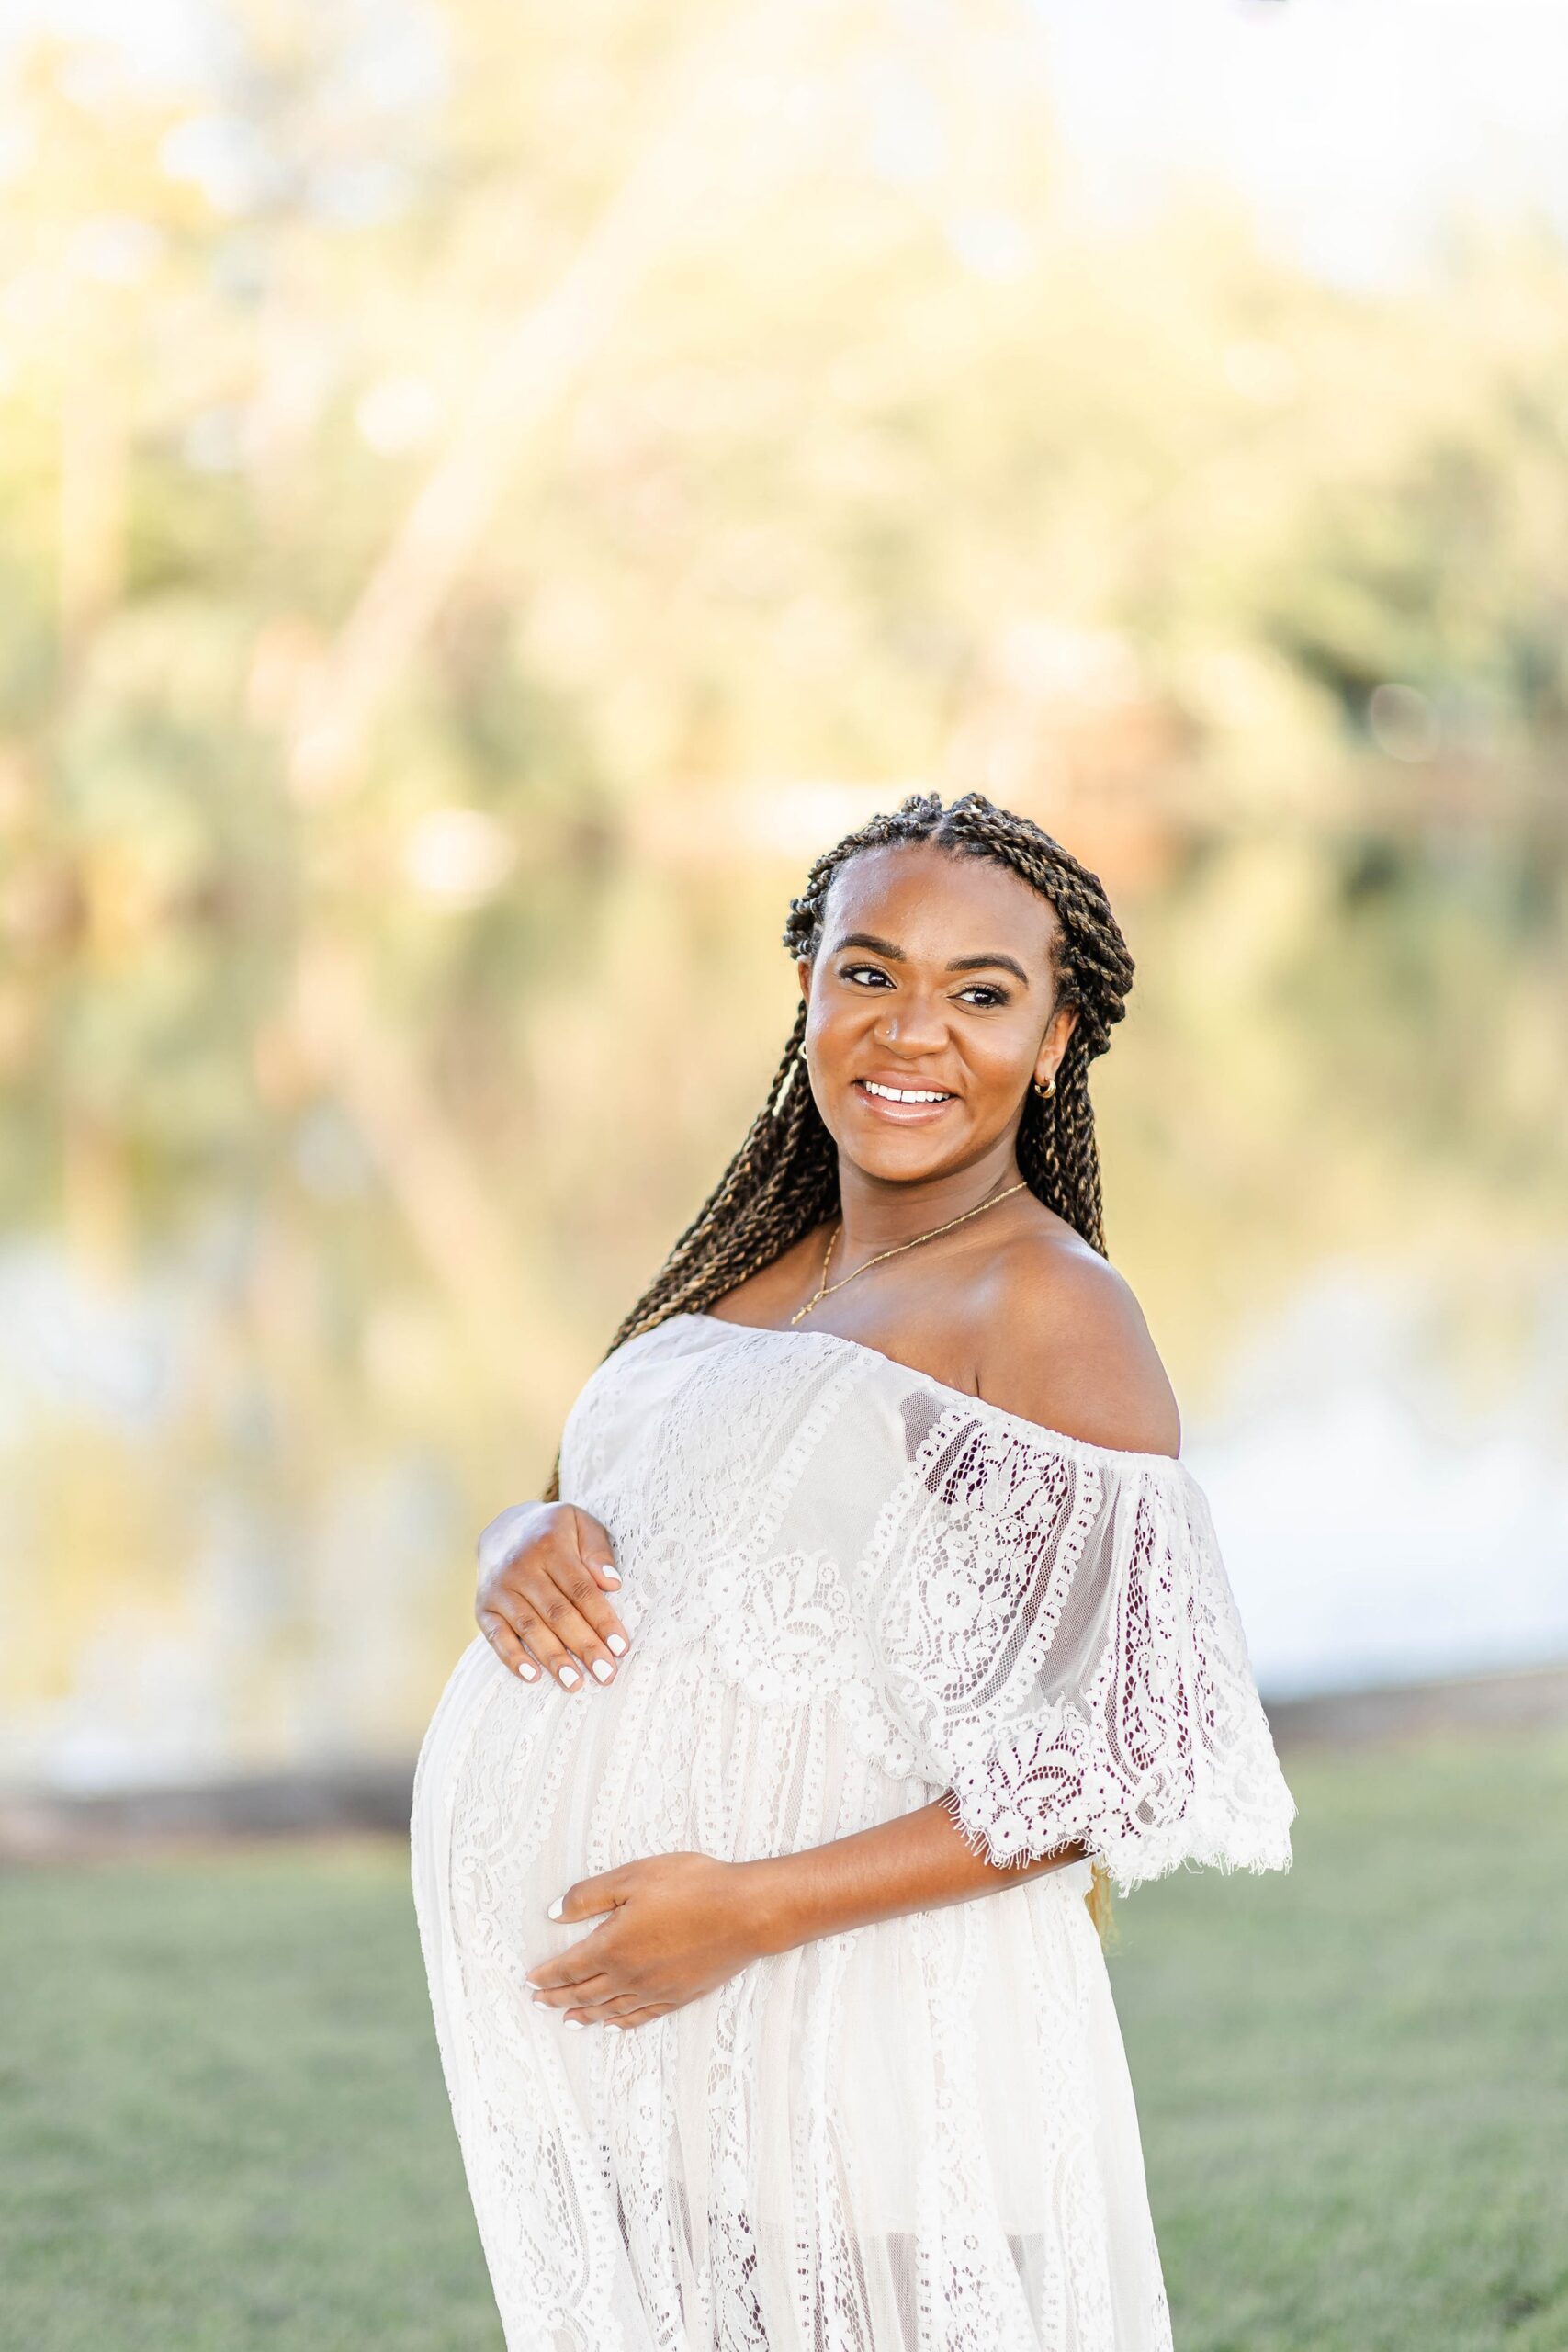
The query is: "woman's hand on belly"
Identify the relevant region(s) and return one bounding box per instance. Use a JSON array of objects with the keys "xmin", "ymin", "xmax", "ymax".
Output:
[
  {"xmin": 525, "ymin": 1804, "xmax": 1093, "ymax": 2032},
  {"xmin": 475, "ymin": 1499, "xmax": 629, "ymax": 1693},
  {"xmin": 524, "ymin": 1854, "xmax": 772, "ymax": 2031}
]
